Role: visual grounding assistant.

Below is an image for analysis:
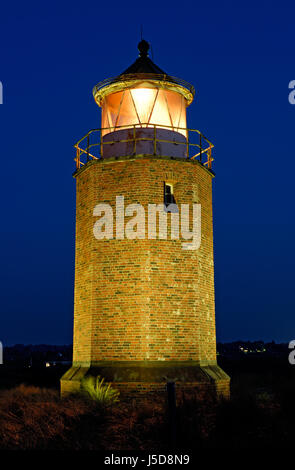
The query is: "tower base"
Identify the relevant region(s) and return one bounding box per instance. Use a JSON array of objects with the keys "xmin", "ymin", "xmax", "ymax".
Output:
[{"xmin": 60, "ymin": 361, "xmax": 230, "ymax": 401}]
